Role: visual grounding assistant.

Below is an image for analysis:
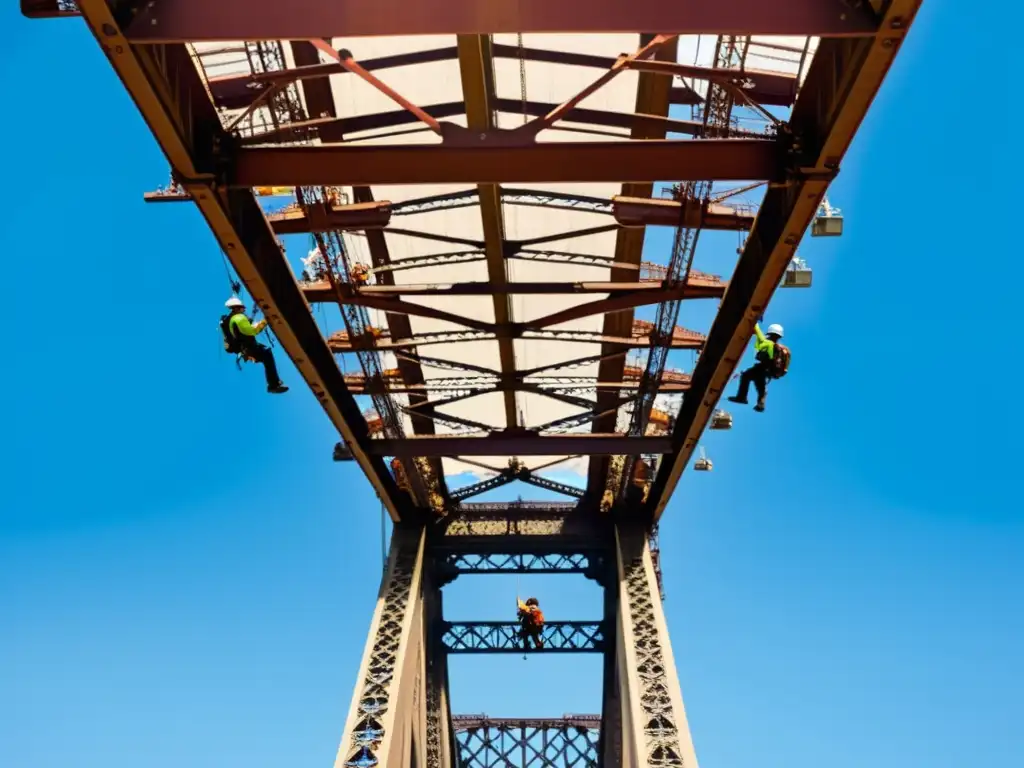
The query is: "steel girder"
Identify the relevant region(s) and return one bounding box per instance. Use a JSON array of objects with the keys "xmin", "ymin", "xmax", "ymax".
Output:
[
  {"xmin": 230, "ymin": 139, "xmax": 778, "ymax": 186},
  {"xmin": 368, "ymin": 435, "xmax": 672, "ymax": 457},
  {"xmin": 327, "ymin": 327, "xmax": 706, "ymax": 353},
  {"xmin": 442, "ymin": 621, "xmax": 605, "ymax": 654},
  {"xmin": 452, "ymin": 715, "xmax": 601, "ymax": 768},
  {"xmin": 262, "ymin": 192, "xmax": 754, "ymax": 233},
  {"xmin": 645, "ymin": 0, "xmax": 924, "ymax": 521},
  {"xmin": 444, "ymin": 553, "xmax": 591, "ymax": 575},
  {"xmin": 120, "ymin": 0, "xmax": 879, "ymax": 40}
]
